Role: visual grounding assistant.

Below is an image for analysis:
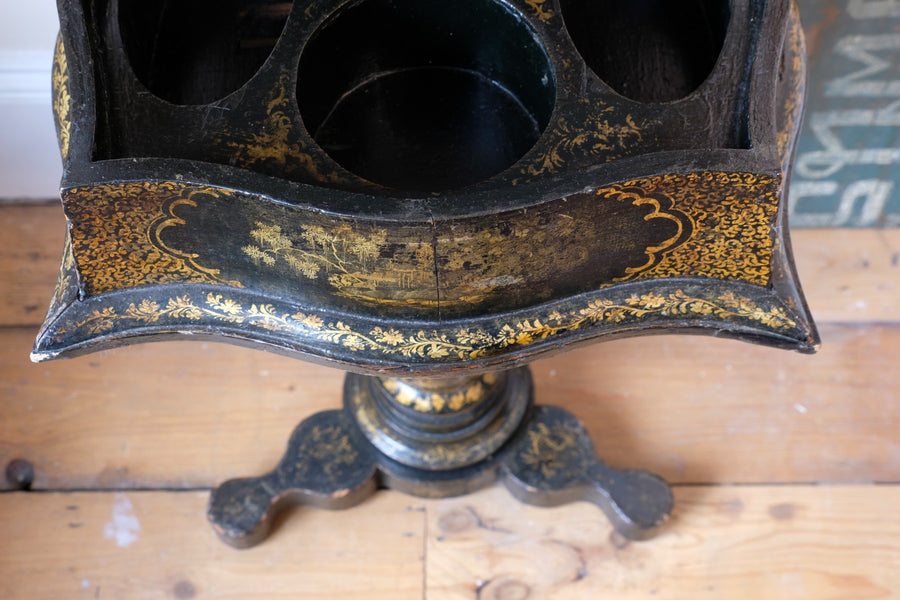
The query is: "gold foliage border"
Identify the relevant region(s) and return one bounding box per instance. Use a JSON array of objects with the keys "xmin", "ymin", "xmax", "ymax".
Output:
[
  {"xmin": 521, "ymin": 100, "xmax": 648, "ymax": 178},
  {"xmin": 52, "ymin": 34, "xmax": 71, "ymax": 161},
  {"xmin": 223, "ymin": 72, "xmax": 346, "ymax": 185},
  {"xmin": 381, "ymin": 375, "xmax": 497, "ymax": 414},
  {"xmin": 777, "ymin": 1, "xmax": 807, "ymax": 162},
  {"xmin": 54, "ymin": 288, "xmax": 798, "ymax": 361},
  {"xmin": 49, "ymin": 234, "xmax": 76, "ymax": 316}
]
